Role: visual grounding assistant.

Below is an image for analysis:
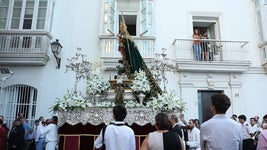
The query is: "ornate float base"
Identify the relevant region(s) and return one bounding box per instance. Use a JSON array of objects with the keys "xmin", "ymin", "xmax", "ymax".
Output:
[{"xmin": 58, "ymin": 107, "xmax": 181, "ymax": 150}]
